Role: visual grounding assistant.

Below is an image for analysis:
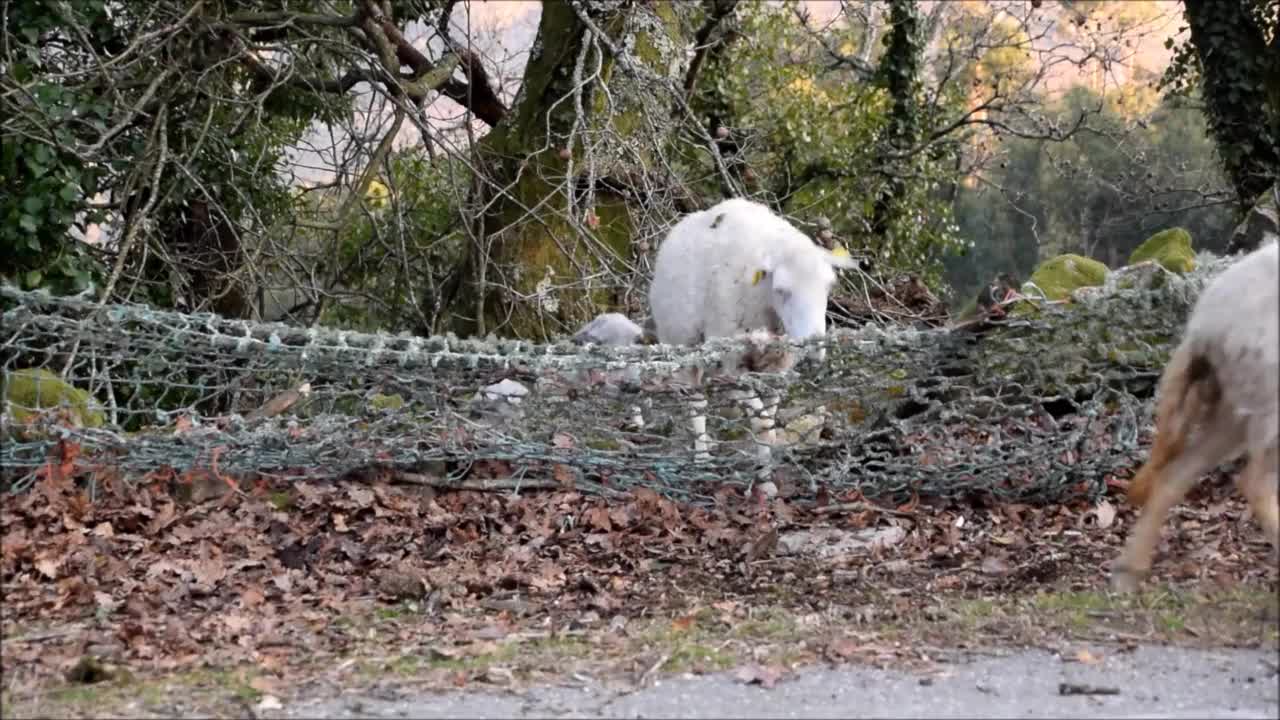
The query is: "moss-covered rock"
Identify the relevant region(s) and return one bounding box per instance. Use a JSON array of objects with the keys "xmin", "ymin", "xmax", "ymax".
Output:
[
  {"xmin": 368, "ymin": 393, "xmax": 406, "ymax": 412},
  {"xmin": 1014, "ymin": 254, "xmax": 1109, "ymax": 313},
  {"xmin": 1129, "ymin": 227, "xmax": 1195, "ymax": 274},
  {"xmin": 1228, "ymin": 183, "xmax": 1278, "ymax": 254},
  {"xmin": 2, "ymin": 368, "xmax": 105, "ymax": 428},
  {"xmin": 1107, "ymin": 260, "xmax": 1176, "ymax": 292}
]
